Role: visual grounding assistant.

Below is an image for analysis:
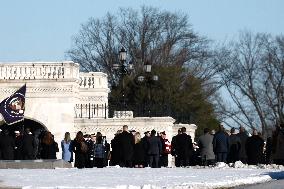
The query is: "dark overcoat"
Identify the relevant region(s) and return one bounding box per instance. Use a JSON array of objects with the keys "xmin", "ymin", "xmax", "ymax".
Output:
[
  {"xmin": 117, "ymin": 131, "xmax": 135, "ymax": 161},
  {"xmin": 237, "ymin": 132, "xmax": 248, "ymax": 159},
  {"xmin": 40, "ymin": 142, "xmax": 59, "ymax": 159},
  {"xmin": 72, "ymin": 140, "xmax": 88, "ymax": 168},
  {"xmin": 110, "ymin": 136, "xmax": 120, "ymax": 165},
  {"xmin": 246, "ymin": 135, "xmax": 264, "ymax": 165},
  {"xmin": 0, "ymin": 134, "xmax": 15, "ymax": 160},
  {"xmin": 175, "ymin": 133, "xmax": 193, "ymax": 159},
  {"xmin": 213, "ymin": 131, "xmax": 230, "ymax": 153},
  {"xmin": 133, "ymin": 141, "xmax": 145, "ymax": 165},
  {"xmin": 147, "ymin": 136, "xmax": 162, "ymax": 155},
  {"xmin": 22, "ymin": 134, "xmax": 36, "ymax": 159}
]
